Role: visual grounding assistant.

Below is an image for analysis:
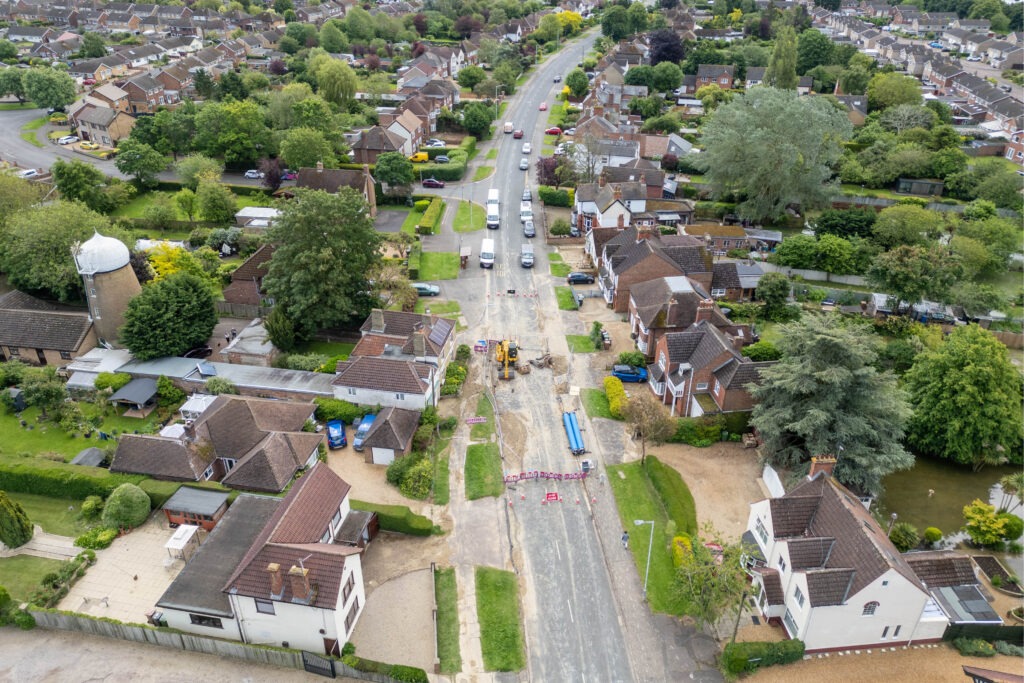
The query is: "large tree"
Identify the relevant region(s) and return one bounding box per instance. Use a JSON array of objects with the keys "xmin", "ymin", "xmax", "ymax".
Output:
[
  {"xmin": 315, "ymin": 59, "xmax": 358, "ymax": 105},
  {"xmin": 193, "ymin": 100, "xmax": 271, "ymax": 166},
  {"xmin": 866, "ymin": 72, "xmax": 921, "ymax": 112},
  {"xmin": 765, "ymin": 26, "xmax": 798, "ymax": 90},
  {"xmin": 120, "ymin": 272, "xmax": 217, "ymax": 360},
  {"xmin": 0, "ymin": 491, "xmax": 32, "ymax": 549},
  {"xmin": 672, "ymin": 526, "xmax": 750, "ymax": 633},
  {"xmin": 51, "ymin": 159, "xmax": 136, "ymax": 214},
  {"xmin": 374, "ymin": 152, "xmax": 414, "ymax": 192},
  {"xmin": 870, "ymin": 204, "xmax": 944, "ymax": 250},
  {"xmin": 0, "ymin": 176, "xmax": 46, "ymax": 226},
  {"xmin": 0, "ymin": 69, "xmax": 27, "ymax": 103},
  {"xmin": 114, "ymin": 138, "xmax": 166, "ymax": 187},
  {"xmin": 565, "ymin": 68, "xmax": 589, "ymax": 99},
  {"xmin": 279, "ymin": 127, "xmax": 336, "ymax": 170},
  {"xmin": 80, "ymin": 32, "xmax": 107, "ymax": 58},
  {"xmin": 649, "ymin": 28, "xmax": 685, "ymax": 66},
  {"xmin": 904, "ymin": 325, "xmax": 1023, "ymax": 470},
  {"xmin": 175, "ymin": 153, "xmax": 223, "ymax": 191},
  {"xmin": 262, "ymin": 188, "xmax": 382, "ymax": 337},
  {"xmin": 22, "ymin": 68, "xmax": 76, "ymax": 110},
  {"xmin": 749, "ymin": 315, "xmax": 913, "ymax": 495},
  {"xmin": 601, "ymin": 5, "xmax": 630, "ymax": 40},
  {"xmin": 796, "ymin": 29, "xmax": 833, "ymax": 75},
  {"xmin": 696, "ymin": 88, "xmax": 851, "ymax": 222},
  {"xmin": 865, "ymin": 245, "xmax": 961, "ymax": 312}
]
